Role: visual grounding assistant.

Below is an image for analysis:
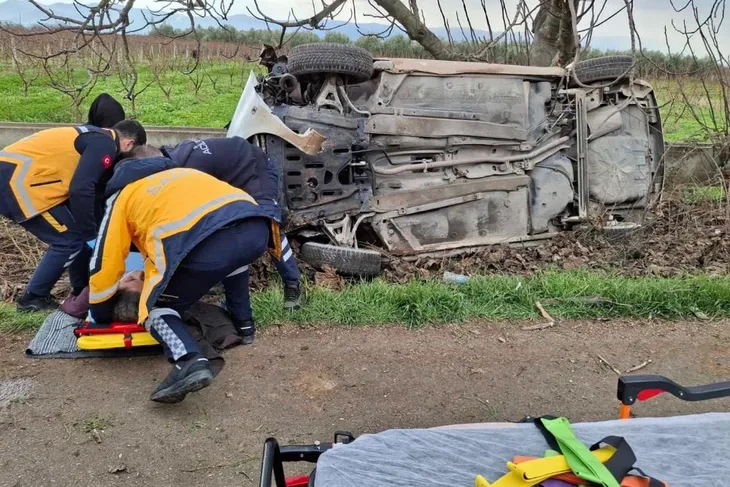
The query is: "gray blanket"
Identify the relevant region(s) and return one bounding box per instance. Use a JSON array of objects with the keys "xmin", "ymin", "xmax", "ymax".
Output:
[{"xmin": 314, "ymin": 413, "xmax": 730, "ymax": 487}]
